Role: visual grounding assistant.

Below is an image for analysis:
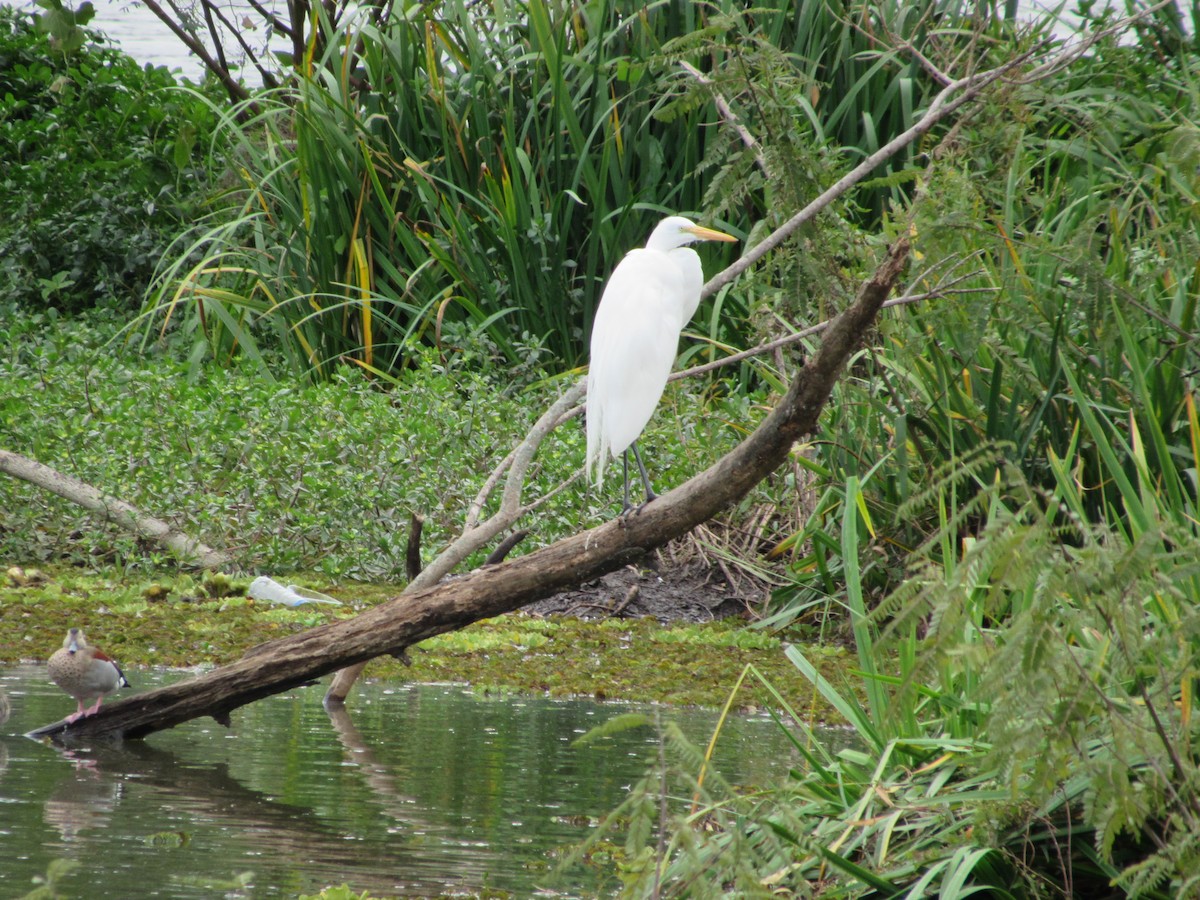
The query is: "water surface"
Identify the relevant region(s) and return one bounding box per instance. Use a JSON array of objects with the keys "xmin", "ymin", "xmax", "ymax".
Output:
[
  {"xmin": 0, "ymin": 0, "xmax": 1090, "ymax": 86},
  {"xmin": 1, "ymin": 666, "xmax": 800, "ymax": 897}
]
